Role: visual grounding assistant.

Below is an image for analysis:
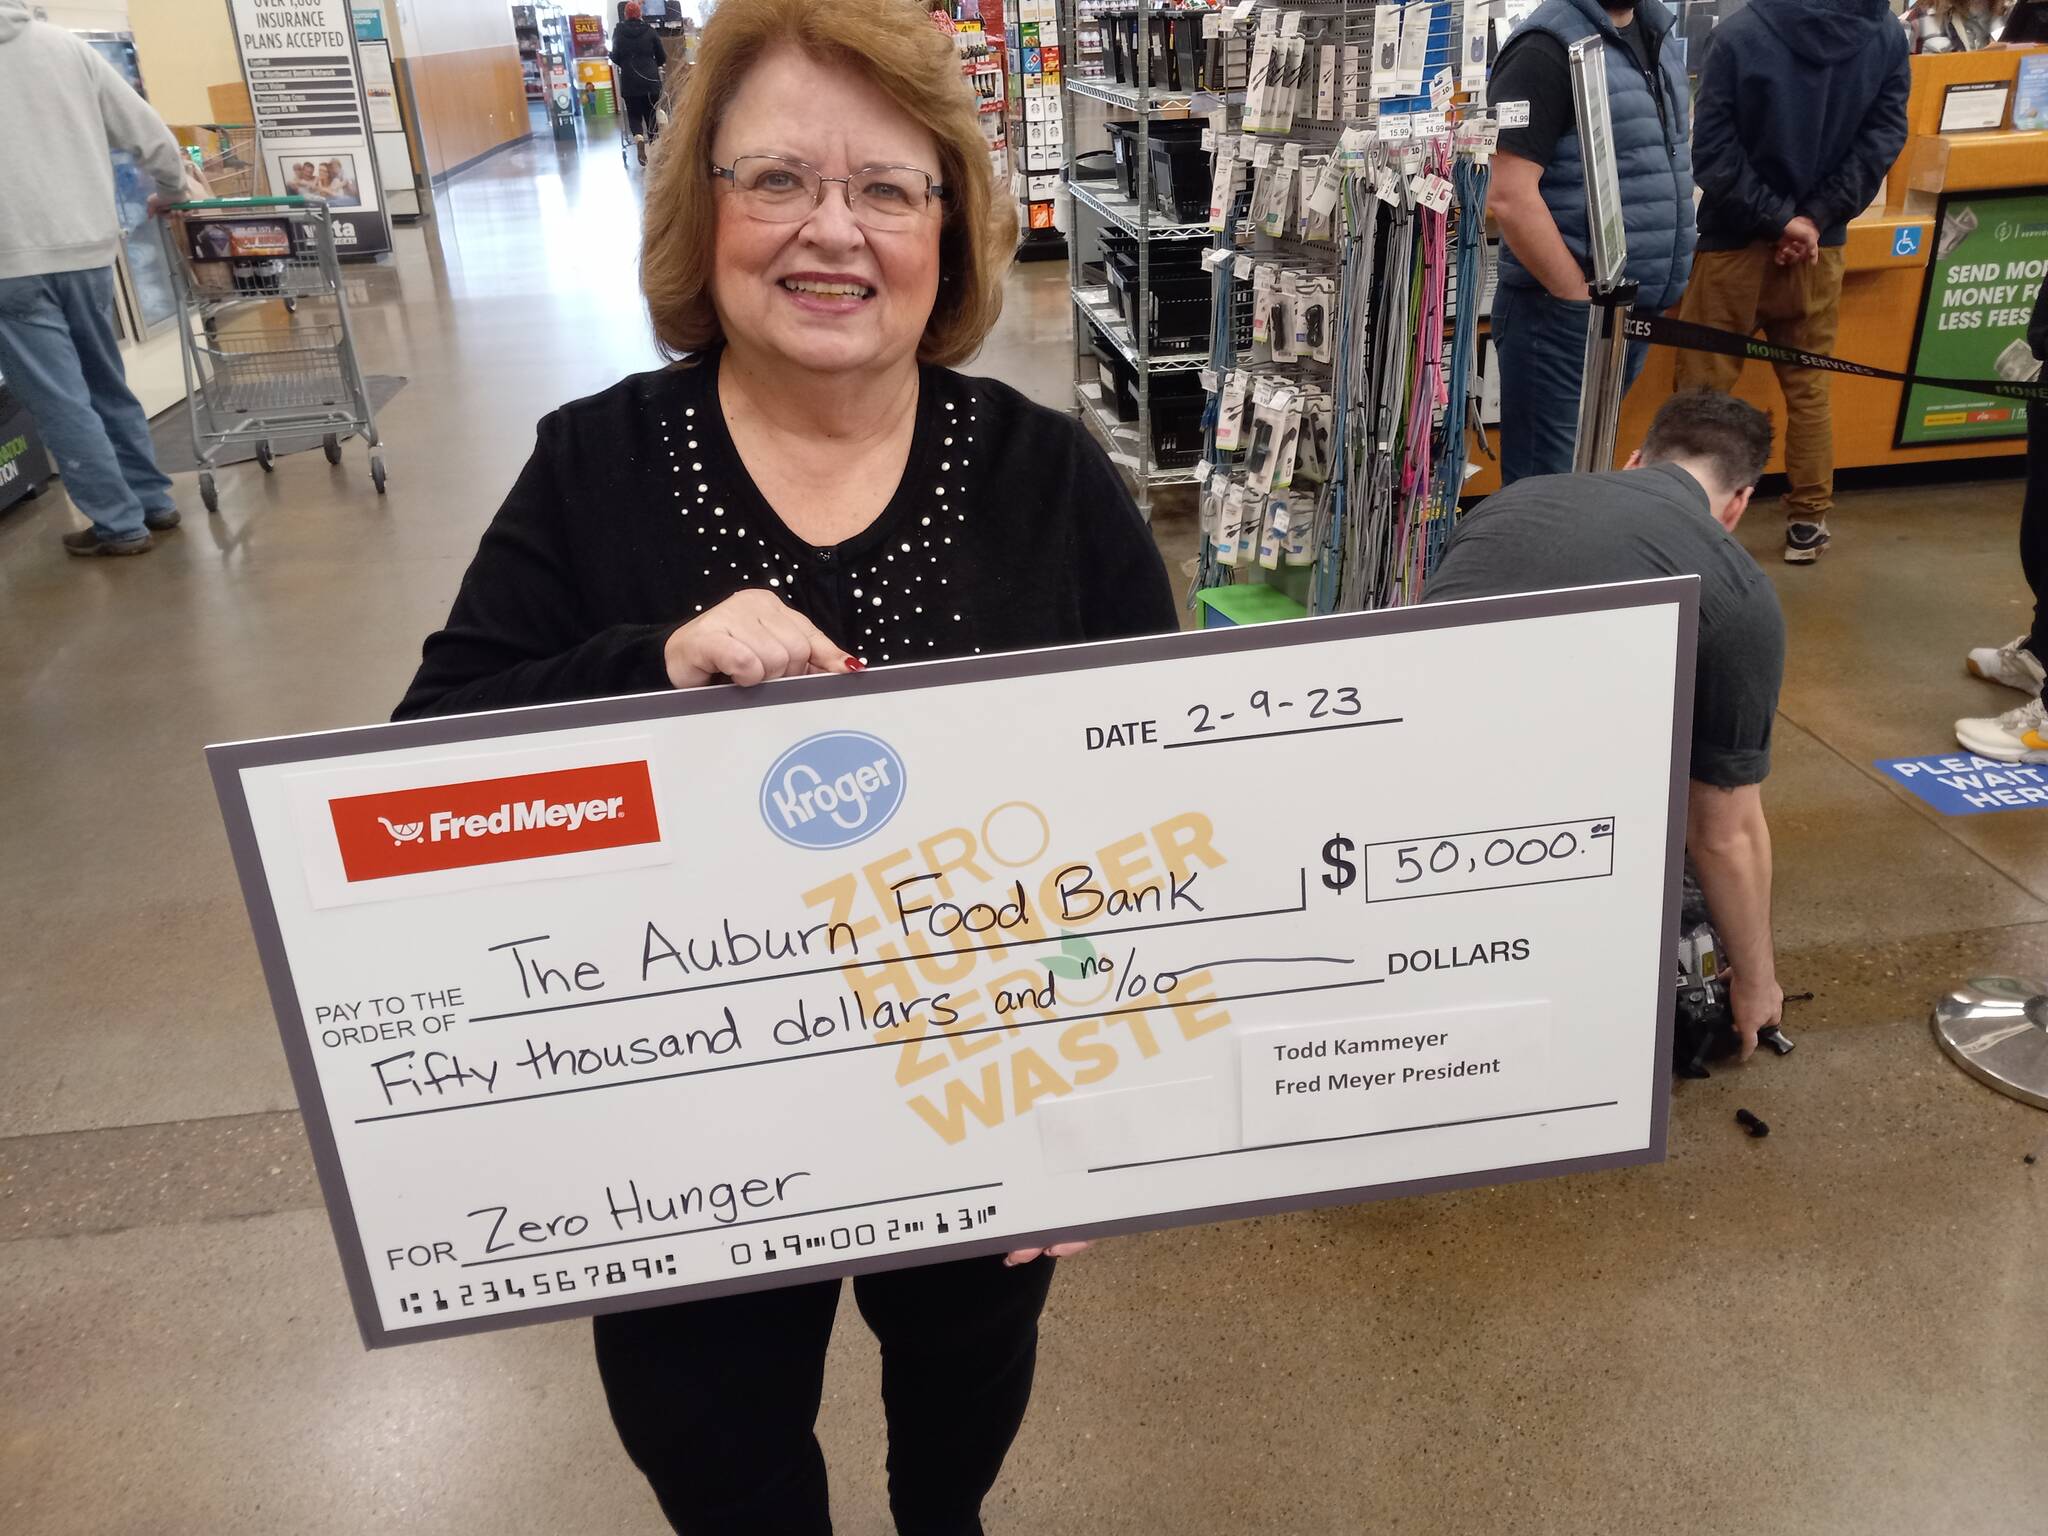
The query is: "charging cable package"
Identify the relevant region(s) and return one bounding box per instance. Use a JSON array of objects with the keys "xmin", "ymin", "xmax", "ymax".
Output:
[
  {"xmin": 1257, "ymin": 155, "xmax": 1294, "ymax": 237},
  {"xmin": 1257, "ymin": 492, "xmax": 1290, "ymax": 570},
  {"xmin": 1285, "ymin": 489, "xmax": 1320, "ymax": 566},
  {"xmin": 1242, "ymin": 376, "xmax": 1284, "ymax": 486},
  {"xmin": 1199, "ymin": 468, "xmax": 1228, "ymax": 541},
  {"xmin": 1215, "ymin": 369, "xmax": 1251, "ymax": 452},
  {"xmin": 1249, "ymin": 261, "xmax": 1276, "ymax": 360},
  {"xmin": 1268, "ymin": 384, "xmax": 1302, "ymax": 492}
]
